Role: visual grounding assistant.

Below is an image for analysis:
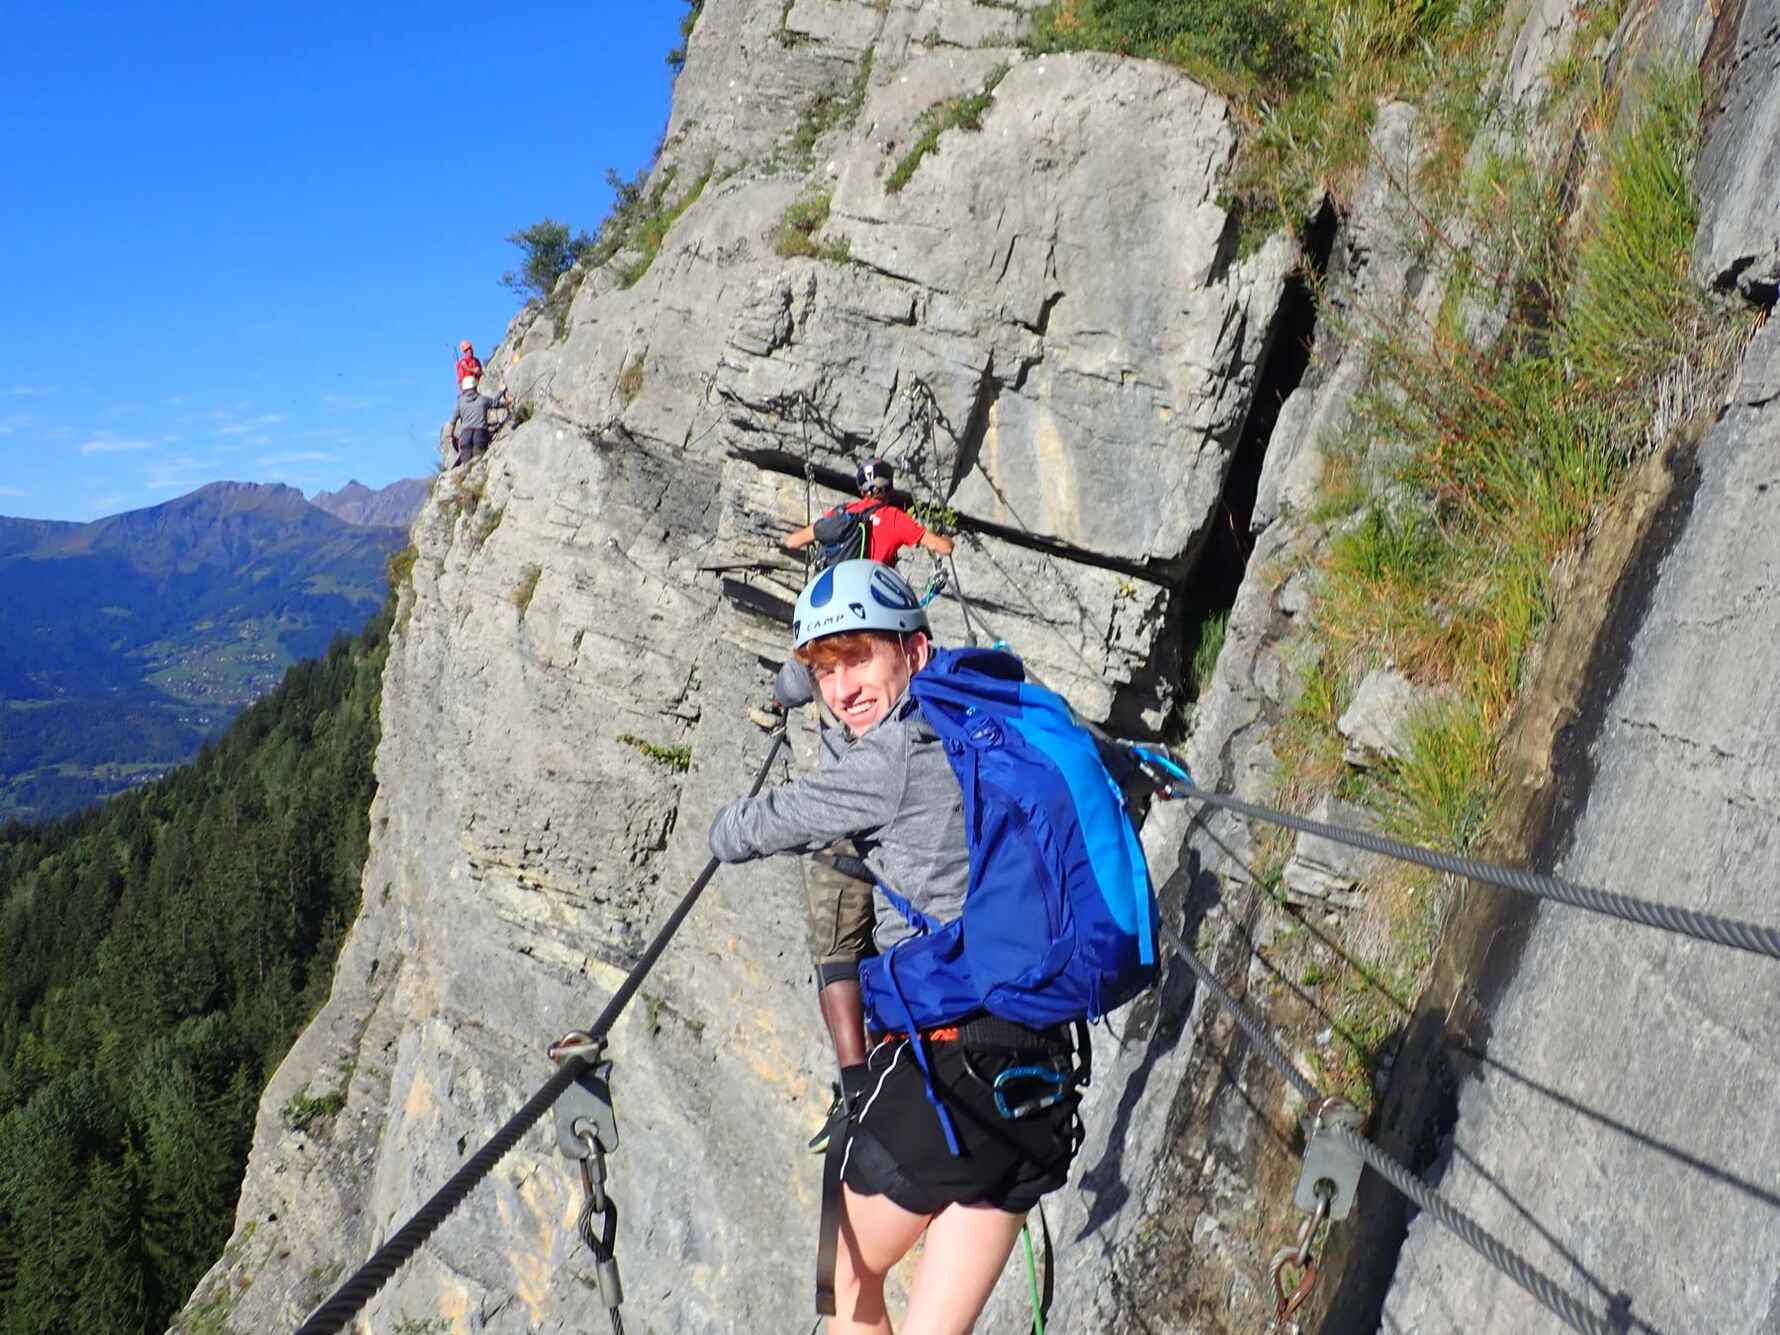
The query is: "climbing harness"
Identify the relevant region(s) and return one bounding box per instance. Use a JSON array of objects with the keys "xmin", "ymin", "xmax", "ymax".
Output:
[
  {"xmin": 548, "ymin": 1035, "xmax": 625, "ymax": 1334},
  {"xmin": 812, "ymin": 1080, "xmax": 851, "ymax": 1318},
  {"xmin": 292, "ymin": 731, "xmax": 789, "ymax": 1335}
]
